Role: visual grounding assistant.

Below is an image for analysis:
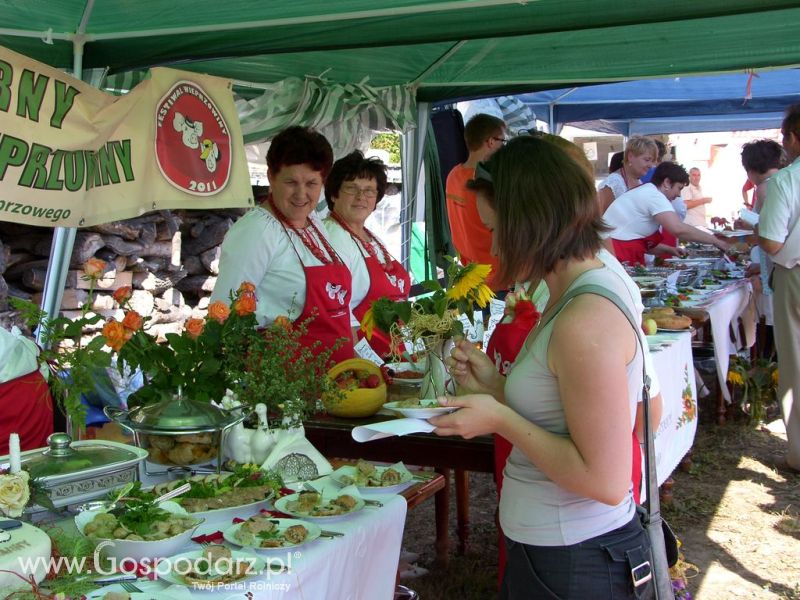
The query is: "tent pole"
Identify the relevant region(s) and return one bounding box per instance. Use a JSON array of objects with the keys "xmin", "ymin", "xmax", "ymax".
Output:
[
  {"xmin": 36, "ymin": 38, "xmax": 85, "ymax": 344},
  {"xmin": 400, "ymin": 102, "xmax": 430, "ymax": 270}
]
